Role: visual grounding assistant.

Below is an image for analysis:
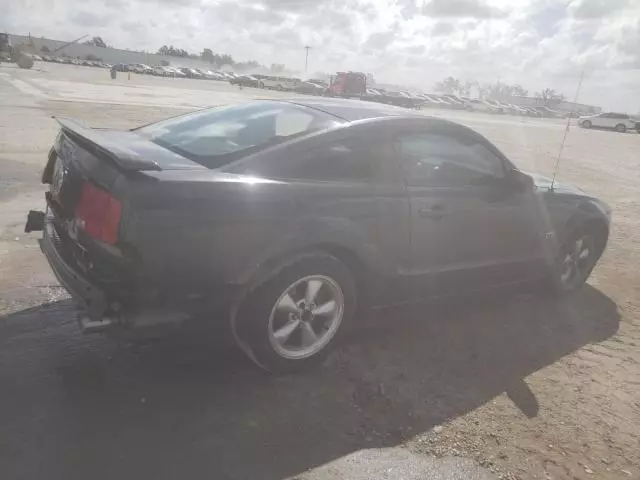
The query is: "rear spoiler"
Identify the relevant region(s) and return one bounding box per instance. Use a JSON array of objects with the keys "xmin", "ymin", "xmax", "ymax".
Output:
[{"xmin": 54, "ymin": 117, "xmax": 162, "ymax": 172}]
